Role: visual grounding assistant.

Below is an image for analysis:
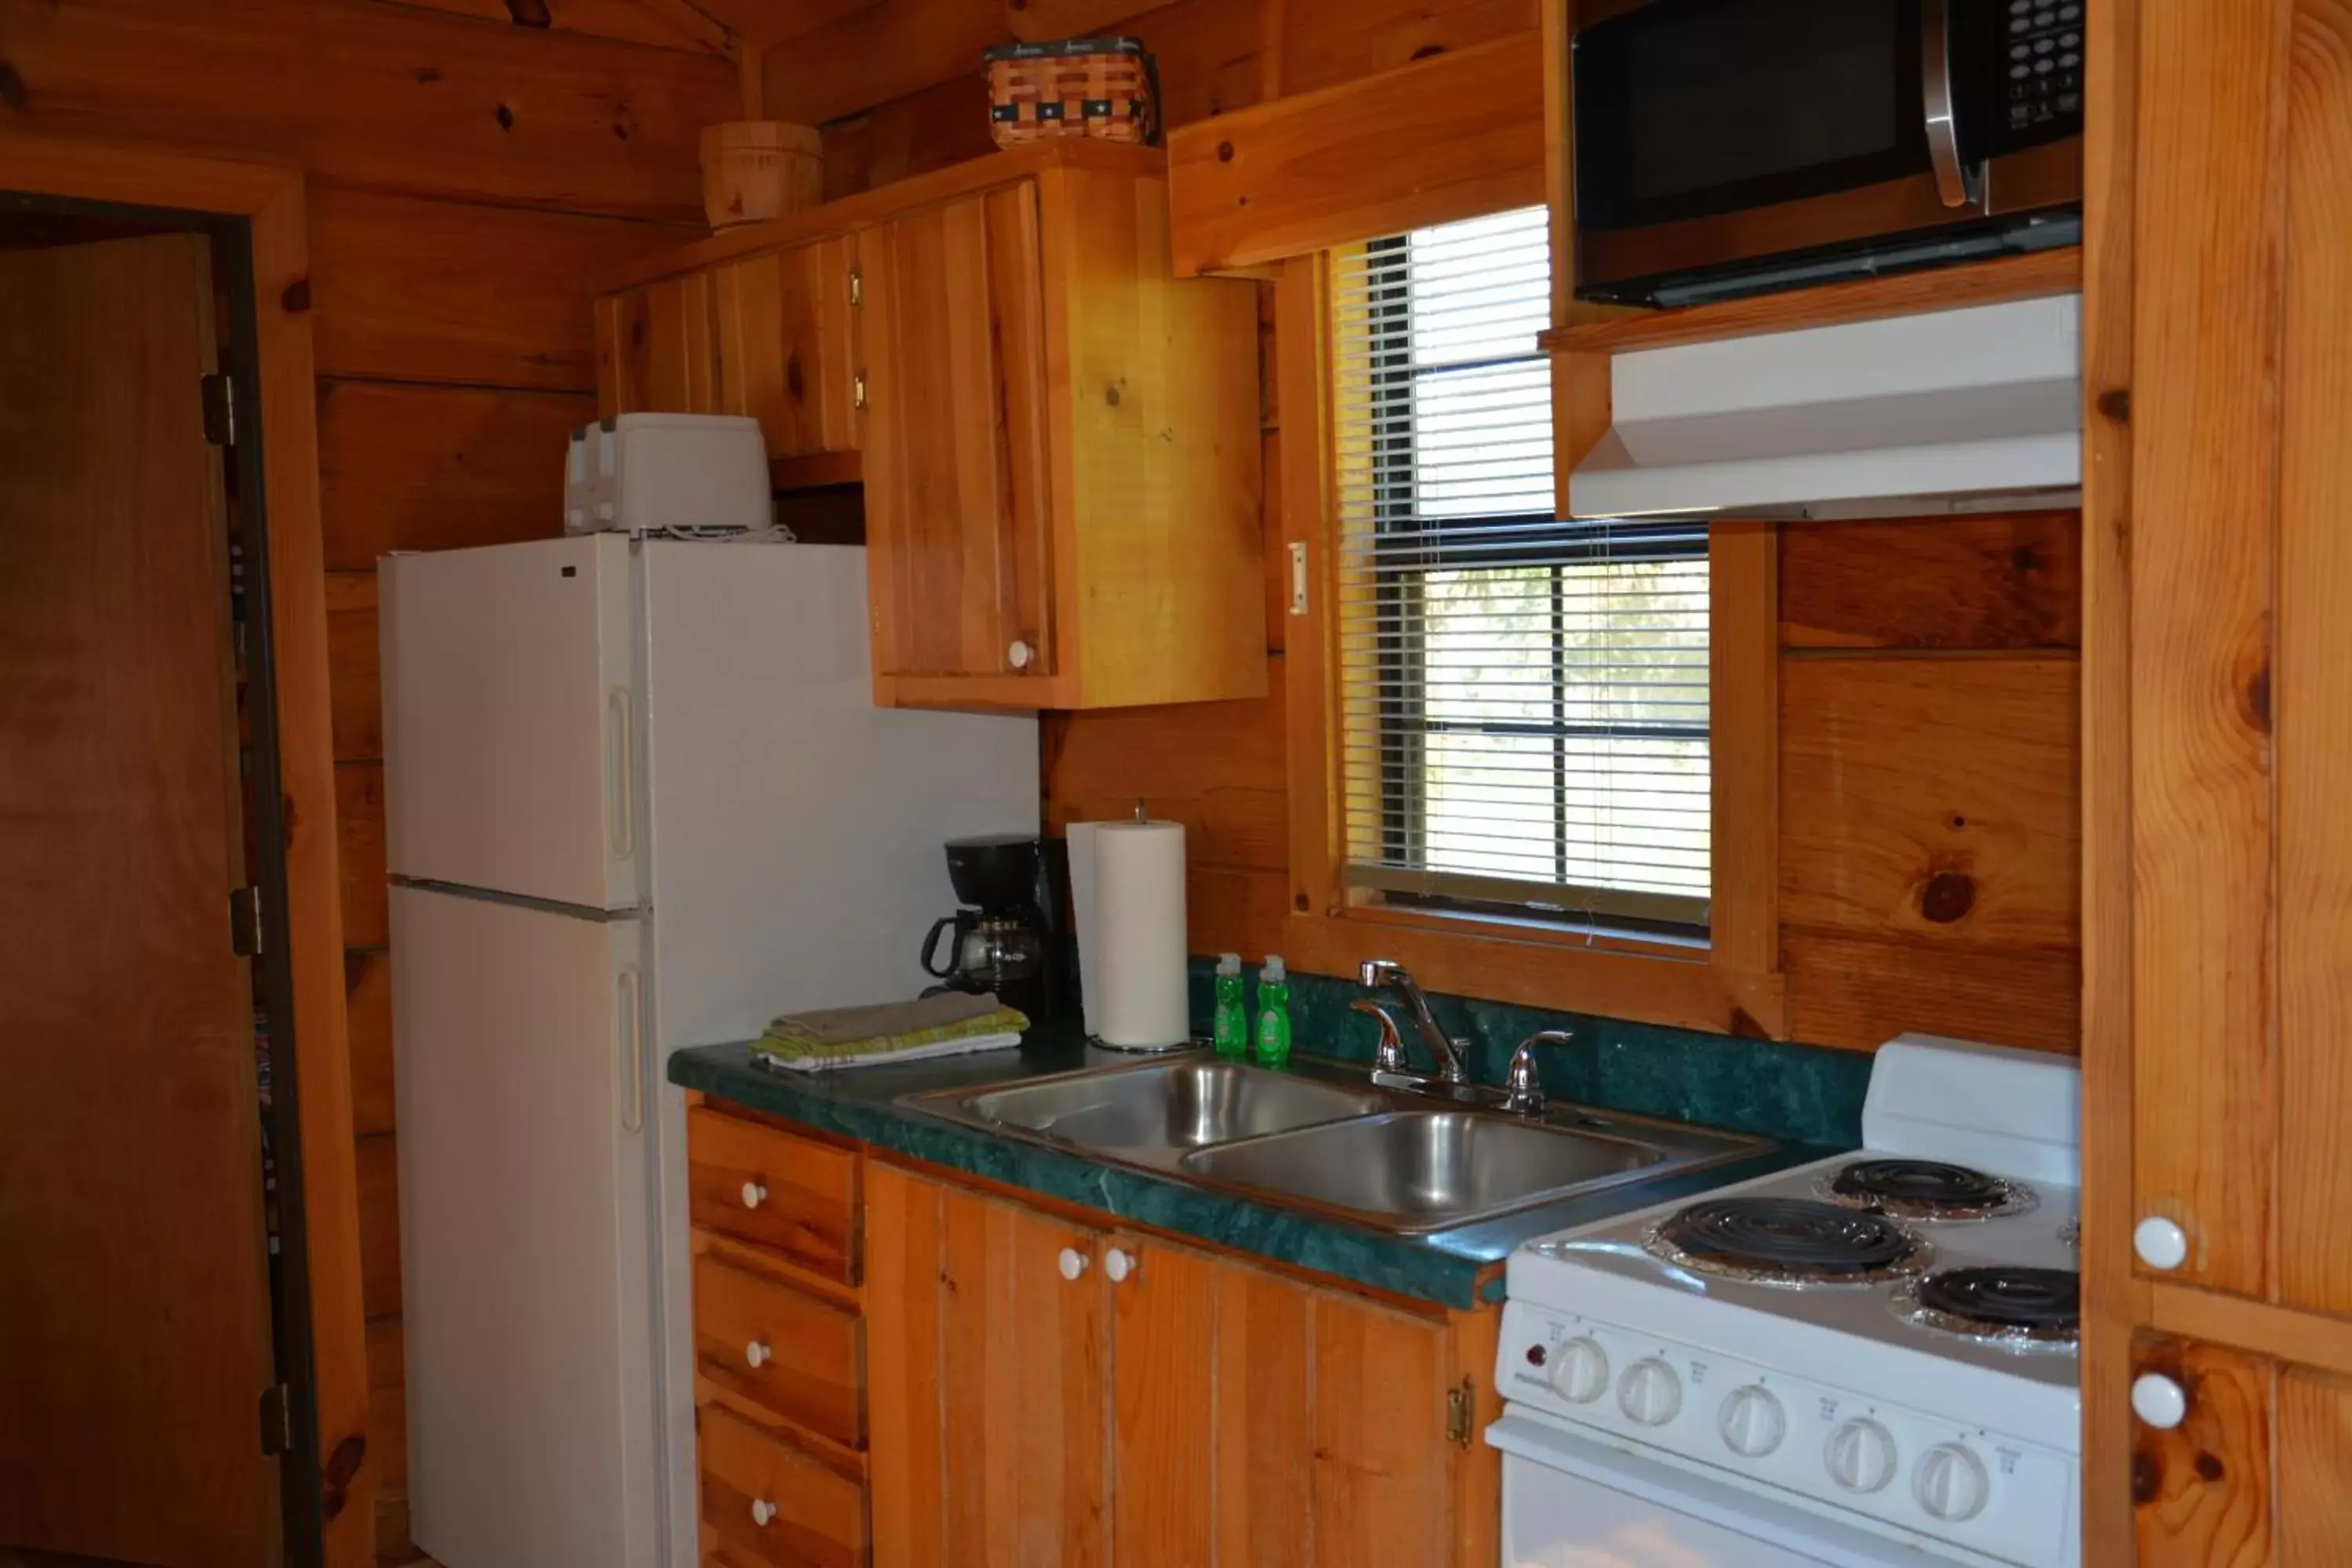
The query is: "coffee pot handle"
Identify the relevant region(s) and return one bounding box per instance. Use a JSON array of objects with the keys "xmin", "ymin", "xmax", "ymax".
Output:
[{"xmin": 920, "ymin": 916, "xmax": 959, "ymax": 978}]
